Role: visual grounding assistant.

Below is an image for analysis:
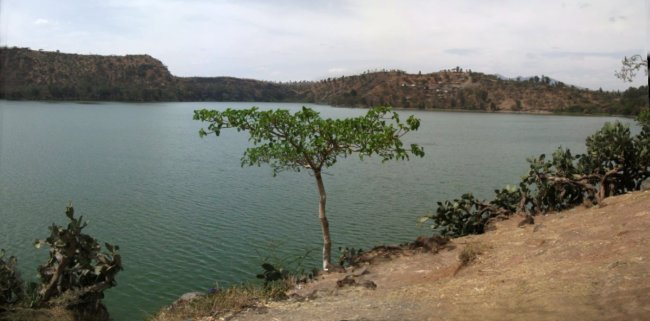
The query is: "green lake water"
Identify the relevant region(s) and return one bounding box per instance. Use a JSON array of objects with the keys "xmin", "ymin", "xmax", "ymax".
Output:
[{"xmin": 0, "ymin": 101, "xmax": 635, "ymax": 320}]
